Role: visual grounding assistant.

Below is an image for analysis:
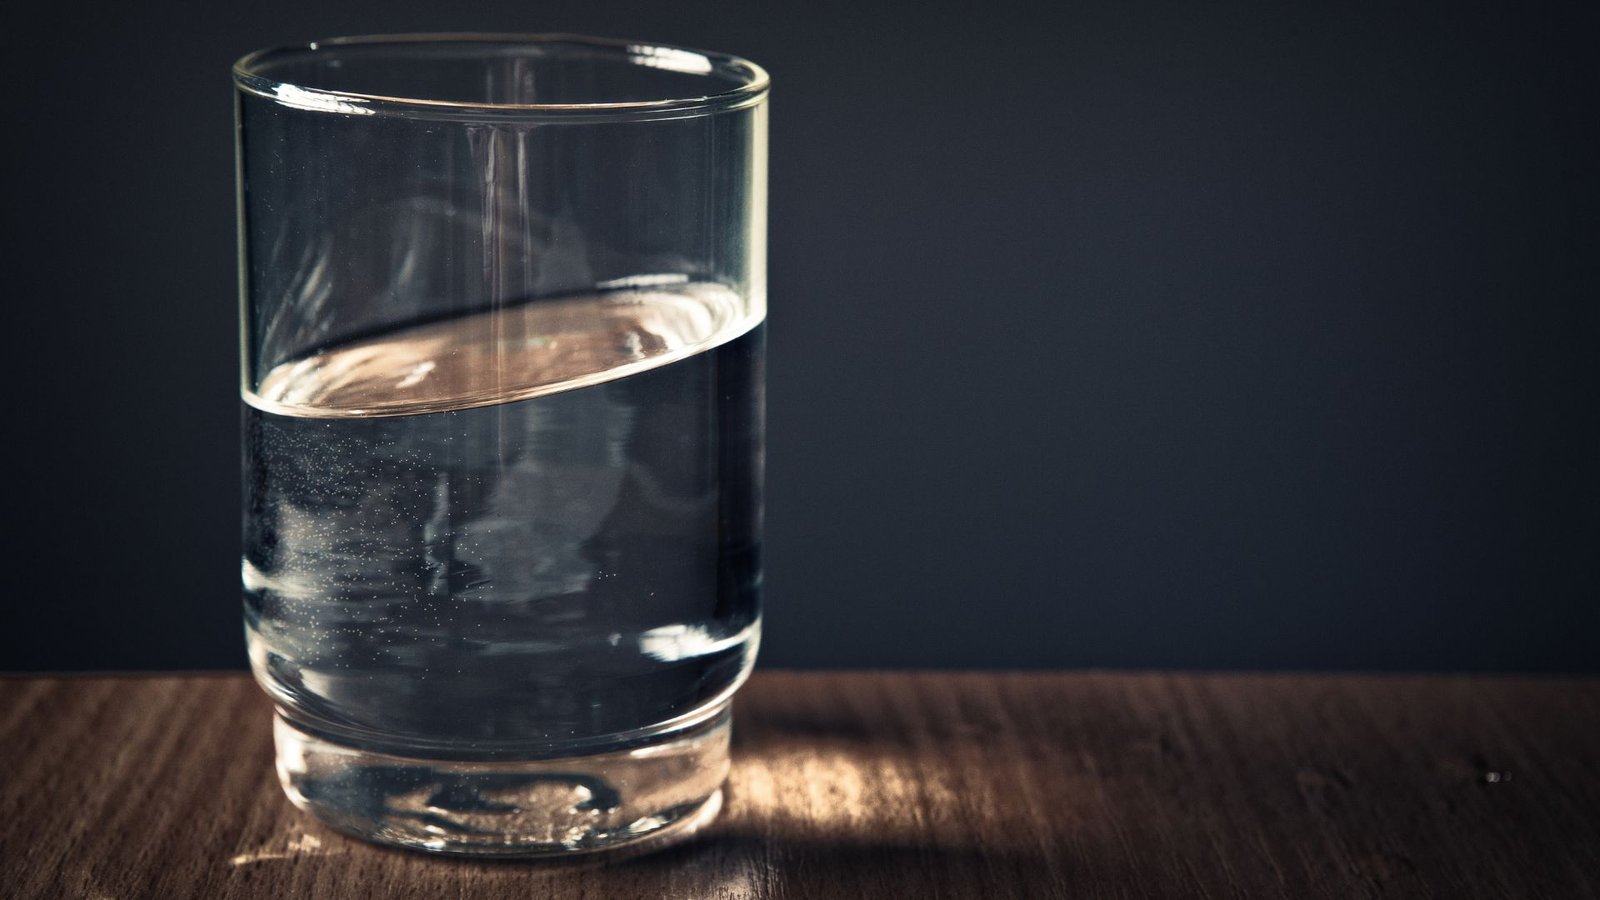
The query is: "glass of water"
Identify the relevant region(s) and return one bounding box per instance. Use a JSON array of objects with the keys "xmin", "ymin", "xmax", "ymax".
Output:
[{"xmin": 234, "ymin": 34, "xmax": 766, "ymax": 856}]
